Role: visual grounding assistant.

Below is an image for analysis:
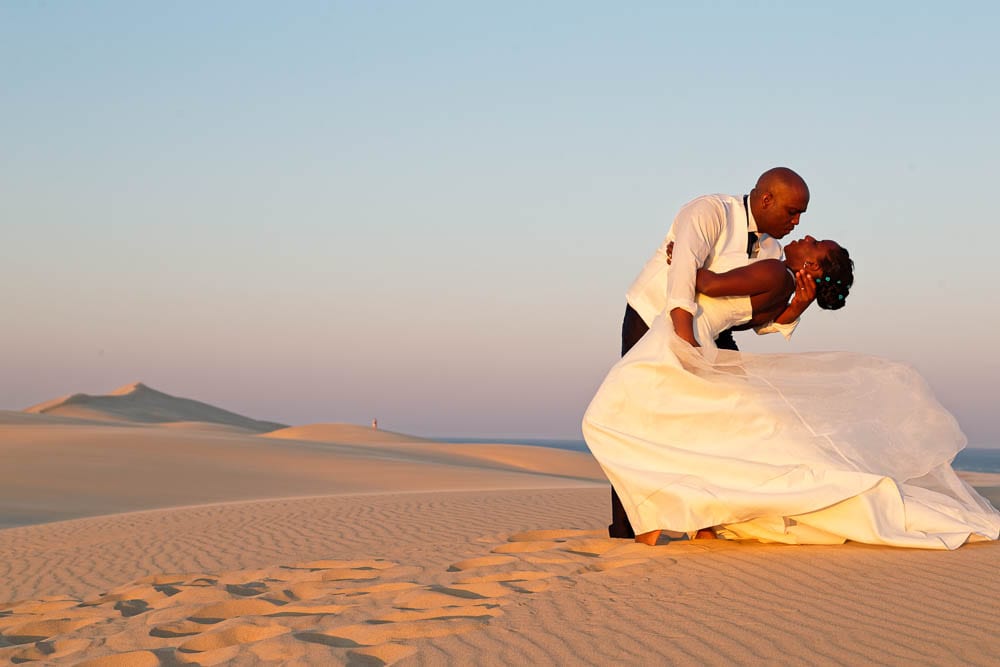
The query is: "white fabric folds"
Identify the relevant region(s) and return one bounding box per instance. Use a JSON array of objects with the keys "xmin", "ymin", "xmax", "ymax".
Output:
[{"xmin": 582, "ymin": 316, "xmax": 1000, "ymax": 549}]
